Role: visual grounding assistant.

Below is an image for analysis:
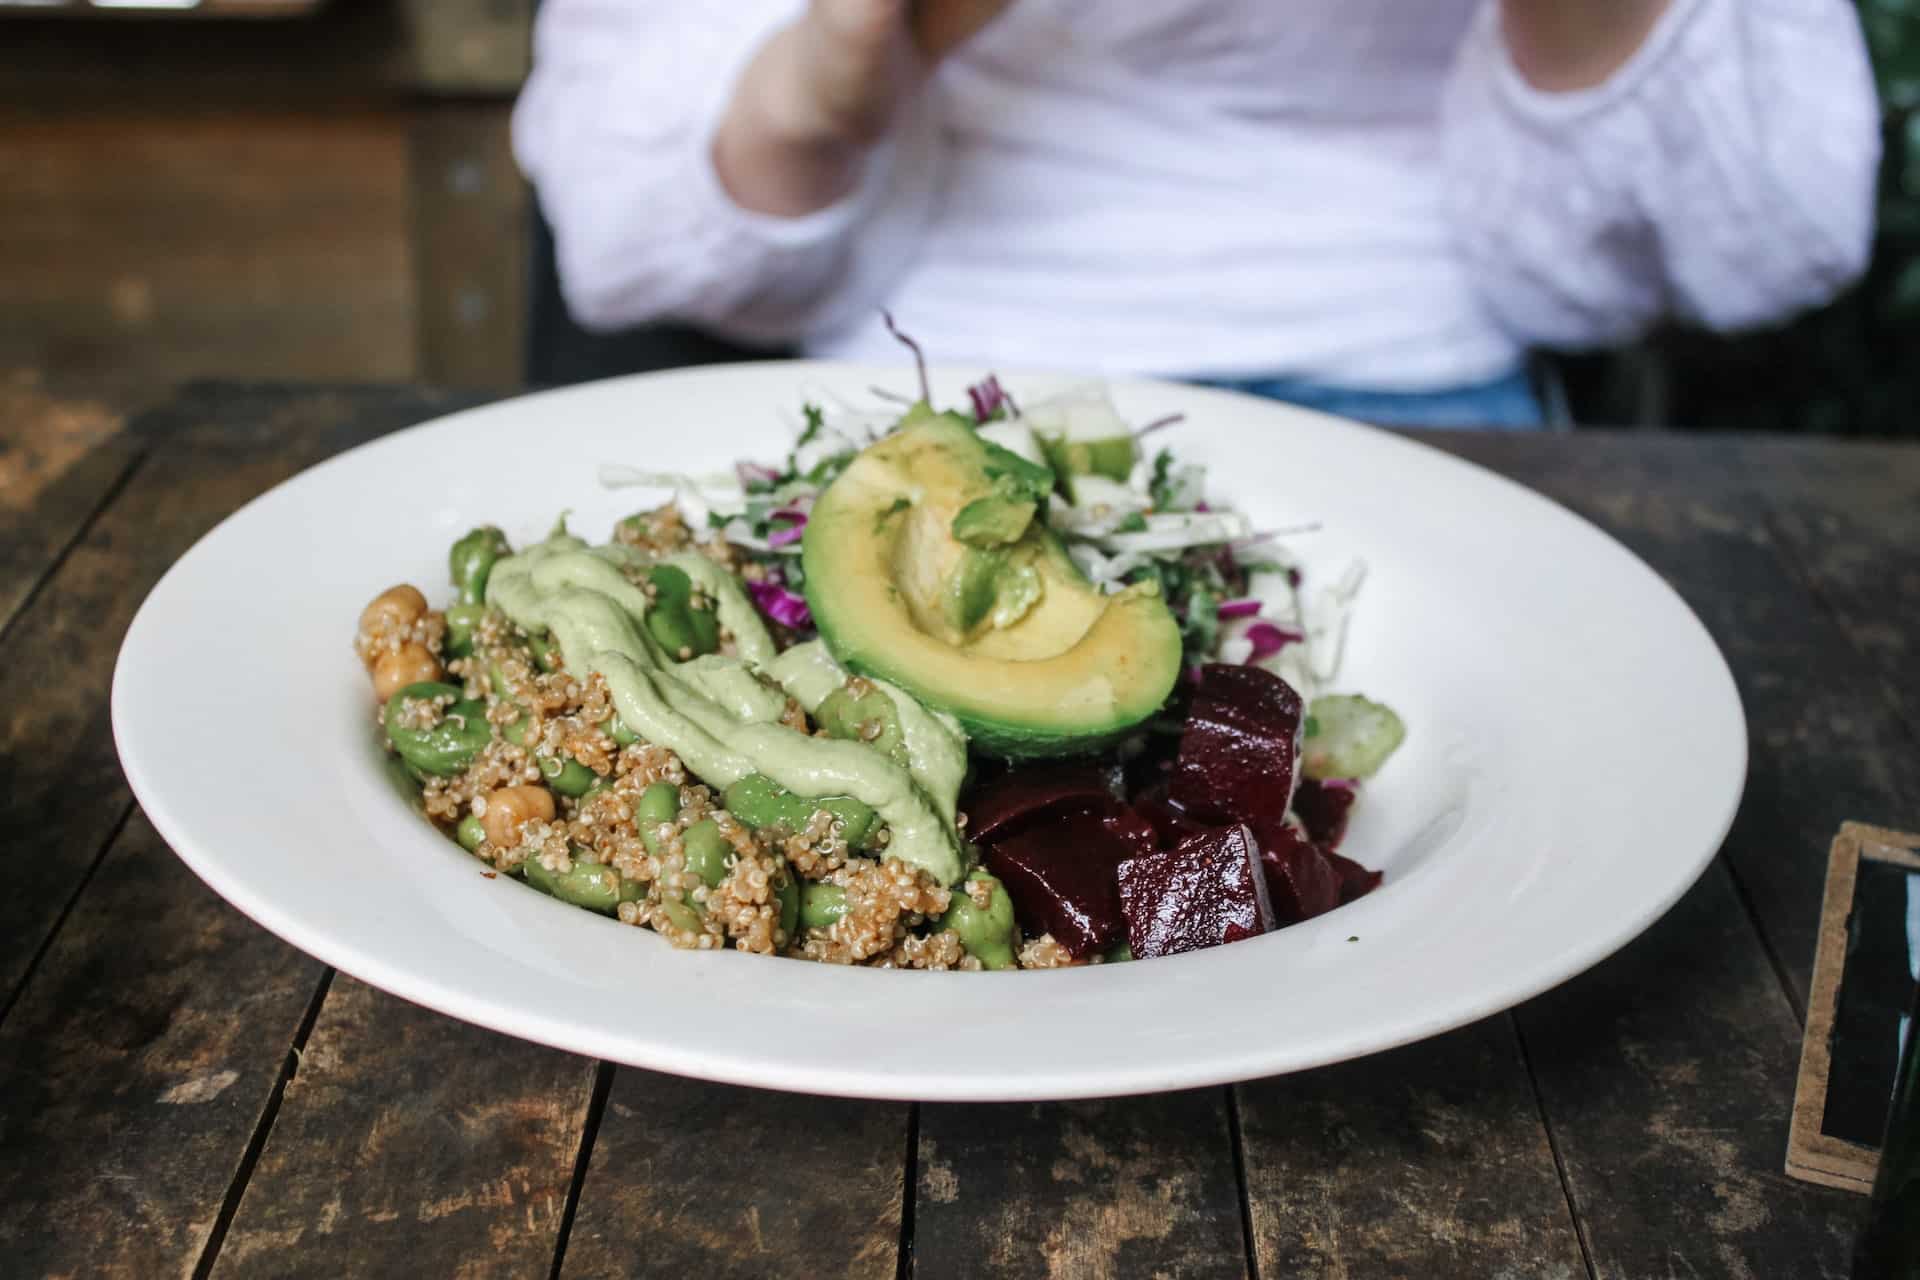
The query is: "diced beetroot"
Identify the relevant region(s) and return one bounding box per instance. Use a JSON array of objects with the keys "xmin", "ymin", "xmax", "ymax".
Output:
[
  {"xmin": 1169, "ymin": 664, "xmax": 1304, "ymax": 826},
  {"xmin": 1249, "ymin": 818, "xmax": 1342, "ymax": 924},
  {"xmin": 1129, "ymin": 783, "xmax": 1214, "ymax": 850},
  {"xmin": 1326, "ymin": 850, "xmax": 1383, "ymax": 904},
  {"xmin": 1101, "ymin": 806, "xmax": 1161, "ymax": 860},
  {"xmin": 984, "ymin": 810, "xmax": 1132, "ymax": 957},
  {"xmin": 1291, "ymin": 776, "xmax": 1357, "ymax": 850},
  {"xmin": 1116, "ymin": 824, "xmax": 1276, "ymax": 959},
  {"xmin": 963, "ymin": 766, "xmax": 1117, "ymax": 846}
]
